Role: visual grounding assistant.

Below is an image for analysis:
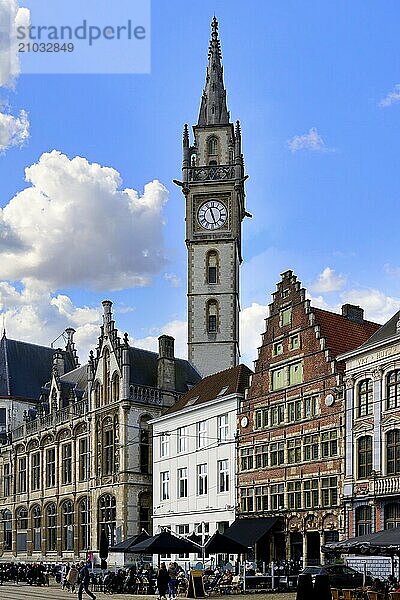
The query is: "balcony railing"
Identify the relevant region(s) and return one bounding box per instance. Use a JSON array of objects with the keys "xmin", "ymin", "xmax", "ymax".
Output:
[
  {"xmin": 11, "ymin": 399, "xmax": 88, "ymax": 442},
  {"xmin": 373, "ymin": 476, "xmax": 400, "ymax": 496},
  {"xmin": 188, "ymin": 164, "xmax": 235, "ymax": 182},
  {"xmin": 129, "ymin": 384, "xmax": 162, "ymax": 405}
]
